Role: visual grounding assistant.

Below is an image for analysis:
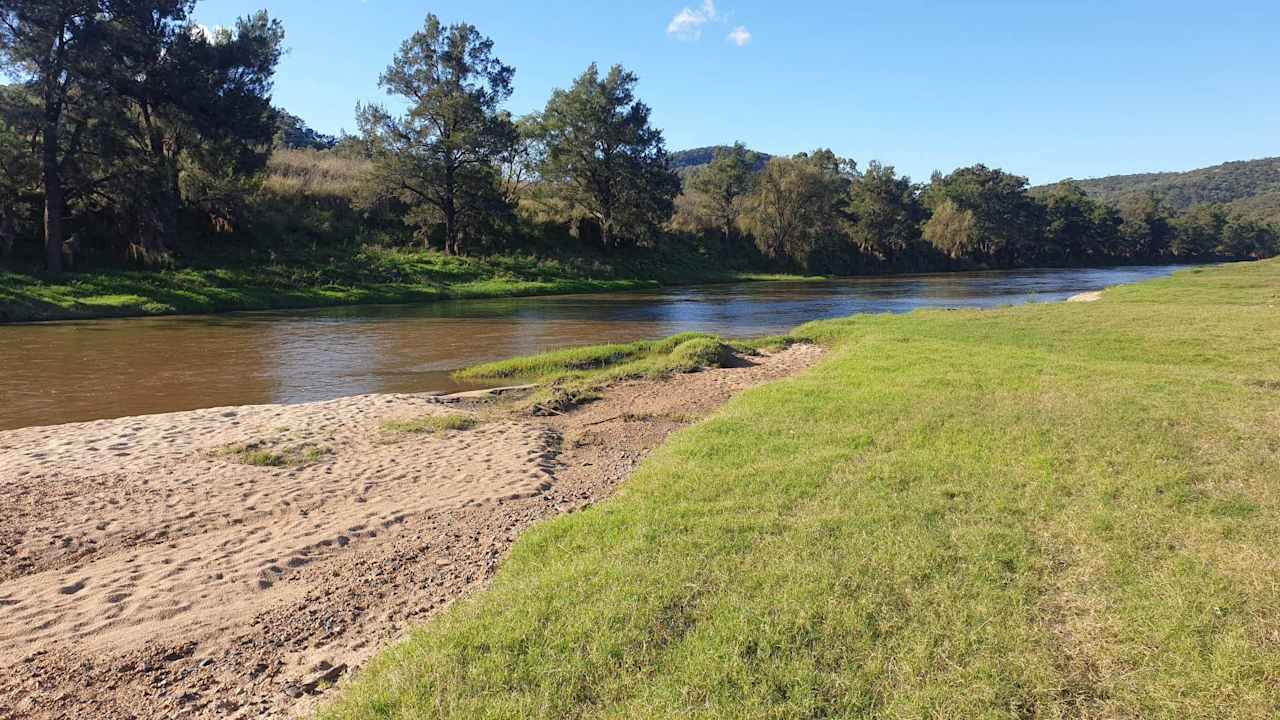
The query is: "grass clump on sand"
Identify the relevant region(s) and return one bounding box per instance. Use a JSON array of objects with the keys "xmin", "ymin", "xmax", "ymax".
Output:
[
  {"xmin": 456, "ymin": 332, "xmax": 742, "ymax": 414},
  {"xmin": 323, "ymin": 260, "xmax": 1280, "ymax": 719},
  {"xmin": 380, "ymin": 414, "xmax": 479, "ymax": 435},
  {"xmin": 217, "ymin": 440, "xmax": 332, "ymax": 467}
]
